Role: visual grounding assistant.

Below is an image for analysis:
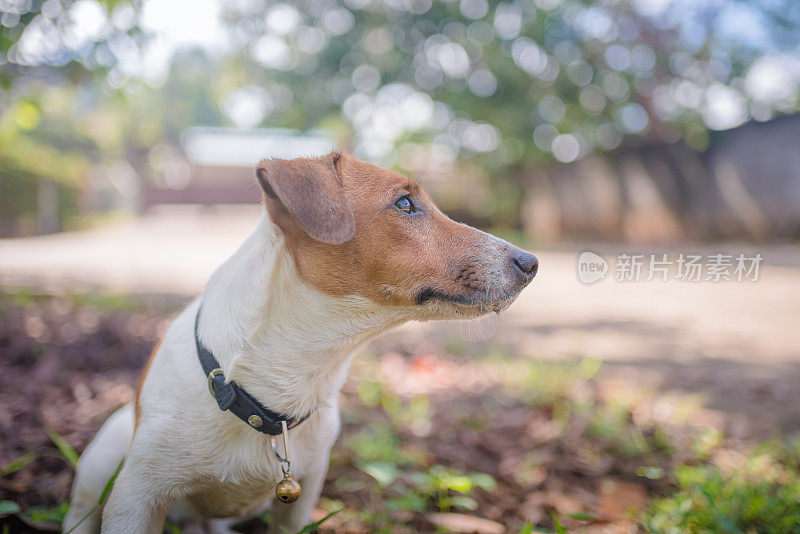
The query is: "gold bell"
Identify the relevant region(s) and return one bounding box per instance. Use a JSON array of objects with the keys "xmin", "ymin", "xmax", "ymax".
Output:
[{"xmin": 275, "ymin": 473, "xmax": 302, "ymax": 504}]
